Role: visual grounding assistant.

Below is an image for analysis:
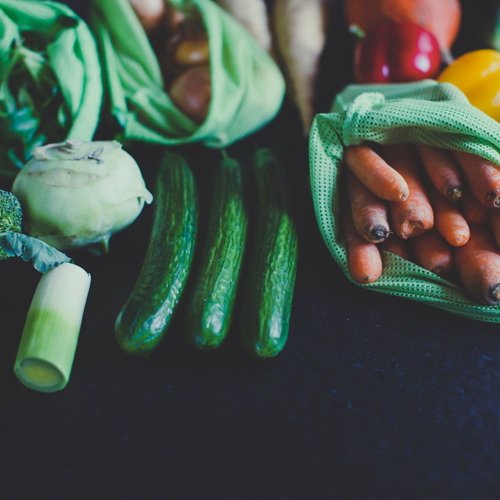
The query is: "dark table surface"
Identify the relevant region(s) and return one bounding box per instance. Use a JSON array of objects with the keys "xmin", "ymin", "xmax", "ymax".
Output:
[{"xmin": 1, "ymin": 1, "xmax": 500, "ymax": 499}]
